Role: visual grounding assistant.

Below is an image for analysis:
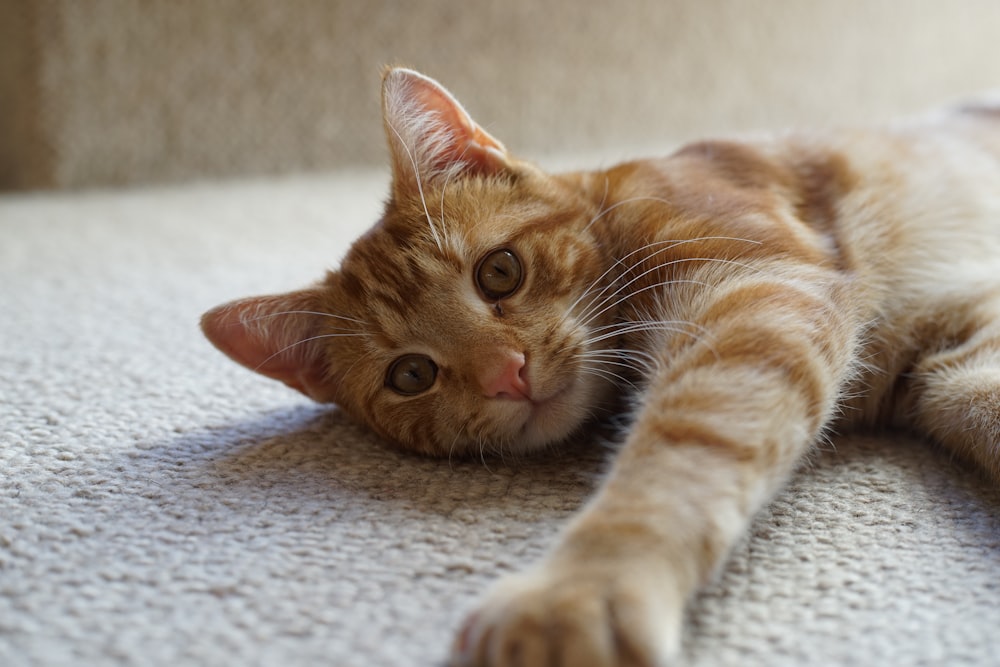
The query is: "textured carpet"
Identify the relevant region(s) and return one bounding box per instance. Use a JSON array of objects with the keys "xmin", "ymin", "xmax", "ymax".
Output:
[{"xmin": 2, "ymin": 171, "xmax": 999, "ymax": 667}]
